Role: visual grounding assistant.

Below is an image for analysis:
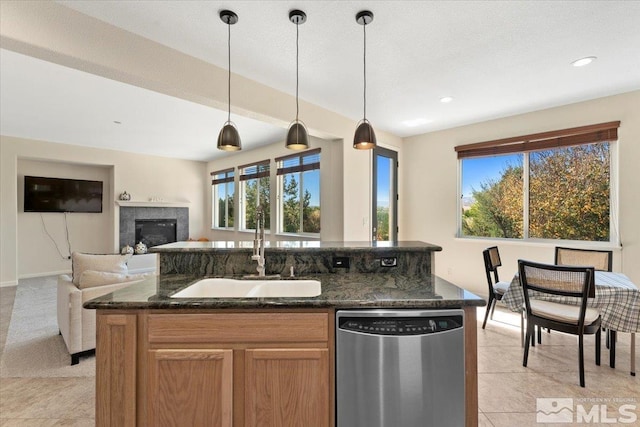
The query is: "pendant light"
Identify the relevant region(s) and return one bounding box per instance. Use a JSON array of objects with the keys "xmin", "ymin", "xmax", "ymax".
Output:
[
  {"xmin": 285, "ymin": 10, "xmax": 309, "ymax": 150},
  {"xmin": 353, "ymin": 10, "xmax": 377, "ymax": 150},
  {"xmin": 217, "ymin": 10, "xmax": 241, "ymax": 151}
]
